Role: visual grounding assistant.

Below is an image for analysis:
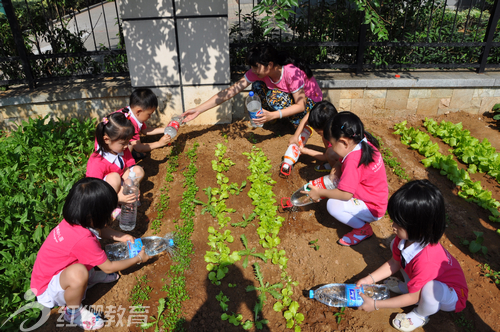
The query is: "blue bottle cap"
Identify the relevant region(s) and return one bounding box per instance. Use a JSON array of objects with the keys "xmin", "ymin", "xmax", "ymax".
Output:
[
  {"xmin": 249, "ymin": 91, "xmax": 254, "ymax": 97},
  {"xmin": 168, "ymin": 238, "xmax": 174, "ymax": 247},
  {"xmin": 309, "ymin": 290, "xmax": 314, "ymax": 299}
]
